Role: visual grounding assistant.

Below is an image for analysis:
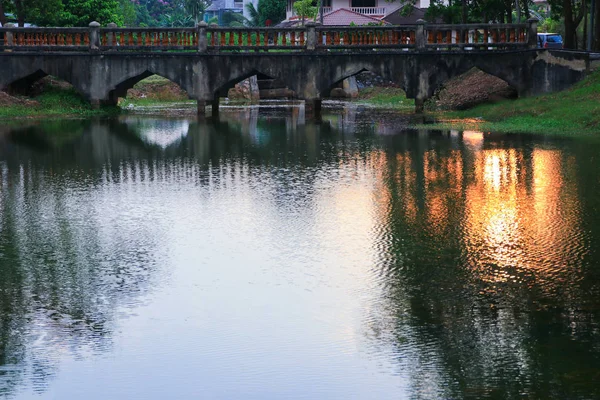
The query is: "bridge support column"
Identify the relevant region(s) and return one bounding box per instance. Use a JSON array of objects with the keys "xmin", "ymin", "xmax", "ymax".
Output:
[
  {"xmin": 197, "ymin": 100, "xmax": 206, "ymax": 118},
  {"xmin": 211, "ymin": 98, "xmax": 220, "ymax": 118},
  {"xmin": 305, "ymin": 99, "xmax": 322, "ymax": 120},
  {"xmin": 415, "ymin": 98, "xmax": 425, "ymax": 114}
]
